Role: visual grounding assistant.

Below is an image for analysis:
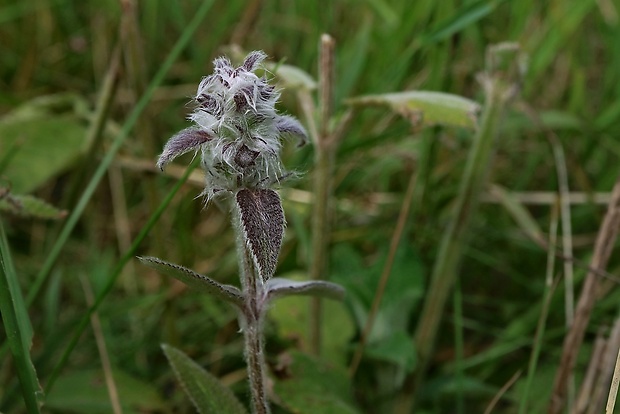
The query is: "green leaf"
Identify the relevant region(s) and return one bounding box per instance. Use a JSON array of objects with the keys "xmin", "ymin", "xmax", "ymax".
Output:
[
  {"xmin": 0, "ymin": 98, "xmax": 89, "ymax": 193},
  {"xmin": 162, "ymin": 344, "xmax": 248, "ymax": 414},
  {"xmin": 269, "ymin": 272, "xmax": 354, "ymax": 365},
  {"xmin": 0, "ymin": 193, "xmax": 67, "ymax": 220},
  {"xmin": 45, "ymin": 369, "xmax": 166, "ymax": 413},
  {"xmin": 331, "ymin": 243, "xmax": 425, "ymax": 342},
  {"xmin": 235, "ymin": 189, "xmax": 284, "ymax": 281},
  {"xmin": 267, "ymin": 63, "xmax": 317, "ymax": 90},
  {"xmin": 273, "ymin": 351, "xmax": 360, "ymax": 414},
  {"xmin": 266, "ymin": 278, "xmax": 345, "ymax": 302},
  {"xmin": 138, "ymin": 256, "xmax": 243, "ymax": 308},
  {"xmin": 347, "ymin": 91, "xmax": 480, "ymax": 130},
  {"xmin": 365, "ymin": 331, "xmax": 416, "ymax": 372}
]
